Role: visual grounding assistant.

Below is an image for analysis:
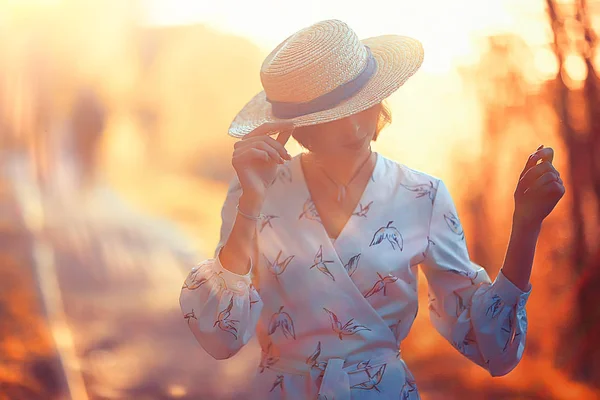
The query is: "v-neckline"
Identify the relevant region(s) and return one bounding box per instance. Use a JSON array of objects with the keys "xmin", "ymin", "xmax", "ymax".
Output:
[{"xmin": 295, "ymin": 151, "xmax": 380, "ymax": 243}]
